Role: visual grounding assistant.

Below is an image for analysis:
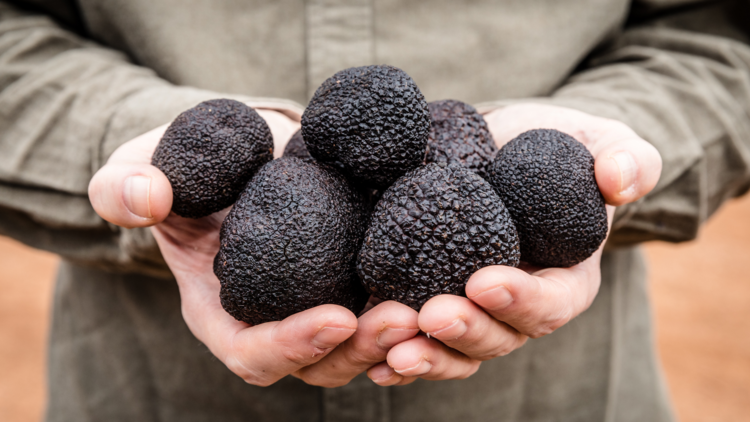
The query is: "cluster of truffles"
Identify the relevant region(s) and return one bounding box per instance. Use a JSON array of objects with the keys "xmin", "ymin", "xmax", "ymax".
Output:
[{"xmin": 152, "ymin": 65, "xmax": 608, "ymax": 324}]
